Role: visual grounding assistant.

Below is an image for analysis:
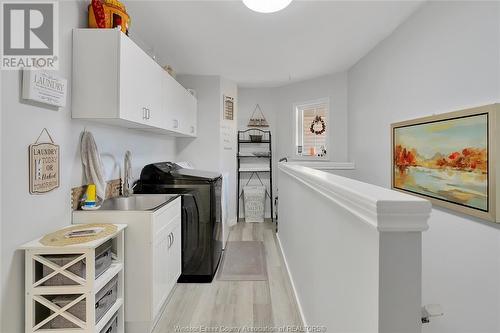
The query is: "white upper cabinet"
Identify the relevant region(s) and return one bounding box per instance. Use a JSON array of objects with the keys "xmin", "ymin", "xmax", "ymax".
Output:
[
  {"xmin": 119, "ymin": 33, "xmax": 162, "ymax": 126},
  {"xmin": 72, "ymin": 28, "xmax": 197, "ymax": 137},
  {"xmin": 180, "ymin": 87, "xmax": 198, "ymax": 136},
  {"xmin": 162, "ymin": 73, "xmax": 197, "ymax": 136}
]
